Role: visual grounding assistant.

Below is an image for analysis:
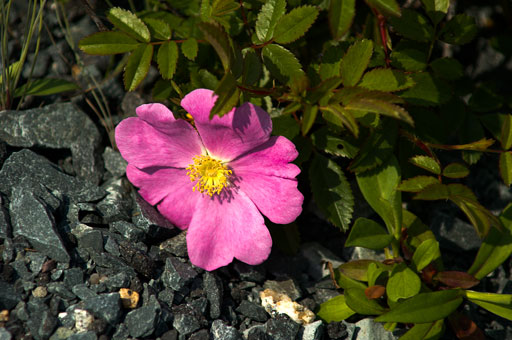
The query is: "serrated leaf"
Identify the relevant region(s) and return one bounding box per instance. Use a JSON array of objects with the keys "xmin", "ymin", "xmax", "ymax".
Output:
[
  {"xmin": 157, "ymin": 41, "xmax": 178, "ymax": 80},
  {"xmin": 307, "ymin": 77, "xmax": 343, "ymax": 105},
  {"xmin": 142, "ymin": 18, "xmax": 171, "ymax": 40},
  {"xmin": 386, "ymin": 263, "xmax": 421, "ymax": 302},
  {"xmin": 255, "ymin": 0, "xmax": 286, "ymax": 43},
  {"xmin": 443, "ymin": 163, "xmax": 469, "ymax": 178},
  {"xmin": 273, "ymin": 5, "xmax": 319, "ymax": 44},
  {"xmin": 412, "ymin": 239, "xmax": 441, "ymax": 271},
  {"xmin": 301, "ymin": 104, "xmax": 318, "ymax": 136},
  {"xmin": 440, "ymin": 14, "xmax": 477, "ymax": 45},
  {"xmin": 400, "ymin": 72, "xmax": 452, "ymax": 106},
  {"xmin": 345, "ymin": 218, "xmax": 393, "ymax": 250},
  {"xmin": 376, "ymin": 290, "xmax": 463, "ymax": 323},
  {"xmin": 272, "ymin": 114, "xmax": 300, "ymax": 140},
  {"xmin": 211, "ymin": 72, "xmax": 240, "ymax": 118},
  {"xmin": 345, "ymin": 288, "xmax": 386, "ymax": 315},
  {"xmin": 436, "ymin": 271, "xmax": 479, "ymax": 289},
  {"xmin": 421, "ymin": 0, "xmax": 449, "ymax": 25},
  {"xmin": 152, "ymin": 79, "xmax": 173, "ymax": 101},
  {"xmin": 468, "ymin": 203, "xmax": 512, "ymax": 279},
  {"xmin": 14, "ymin": 78, "xmax": 79, "ymax": 97},
  {"xmin": 389, "ymin": 9, "xmax": 434, "ymax": 42},
  {"xmin": 78, "ymin": 32, "xmax": 139, "ymax": 55},
  {"xmin": 310, "ymin": 127, "xmax": 359, "ymax": 158},
  {"xmin": 409, "ymin": 155, "xmax": 441, "ymax": 175},
  {"xmin": 211, "ymin": 0, "xmax": 240, "ymax": 17},
  {"xmin": 108, "ymin": 7, "xmax": 150, "ymax": 42},
  {"xmin": 199, "ymin": 22, "xmax": 232, "ymax": 71},
  {"xmin": 333, "ymin": 87, "xmax": 405, "ymax": 106},
  {"xmin": 340, "ymin": 39, "xmax": 373, "ymax": 87},
  {"xmin": 262, "ymin": 44, "xmax": 306, "ymax": 86},
  {"xmin": 242, "ymin": 49, "xmax": 262, "ymax": 86},
  {"xmin": 390, "ymin": 40, "xmax": 428, "ymax": 71},
  {"xmin": 310, "ymin": 154, "xmax": 354, "ymax": 231},
  {"xmin": 398, "ymin": 176, "xmax": 439, "ymax": 192},
  {"xmin": 414, "ymin": 183, "xmax": 476, "ymax": 201},
  {"xmin": 365, "ymin": 0, "xmax": 401, "ymax": 17},
  {"xmin": 181, "ymin": 38, "xmax": 198, "ymax": 60},
  {"xmin": 356, "ymin": 155, "xmax": 402, "ymax": 238},
  {"xmin": 317, "ymin": 295, "xmax": 356, "ymax": 322},
  {"xmin": 359, "ymin": 68, "xmax": 415, "ymax": 92},
  {"xmin": 500, "ymin": 152, "xmax": 512, "ymax": 186},
  {"xmin": 329, "ymin": 0, "xmax": 355, "ymax": 40},
  {"xmin": 345, "ymin": 97, "xmax": 414, "ymax": 126},
  {"xmin": 124, "ymin": 44, "xmax": 153, "ymax": 91},
  {"xmin": 501, "ymin": 114, "xmax": 512, "ymax": 150},
  {"xmin": 430, "ymin": 58, "xmax": 463, "ymax": 80},
  {"xmin": 321, "ymin": 104, "xmax": 359, "ymax": 138},
  {"xmin": 350, "ymin": 119, "xmax": 397, "ymax": 173},
  {"xmin": 319, "ymin": 44, "xmax": 345, "ymax": 80},
  {"xmin": 399, "ymin": 320, "xmax": 445, "ymax": 340}
]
